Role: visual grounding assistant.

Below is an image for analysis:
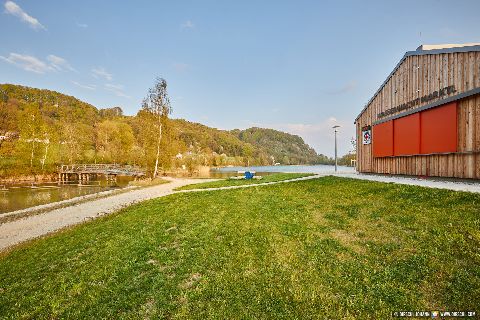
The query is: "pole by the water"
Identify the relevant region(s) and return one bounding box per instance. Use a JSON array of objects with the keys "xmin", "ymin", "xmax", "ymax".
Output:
[
  {"xmin": 334, "ymin": 129, "xmax": 338, "ymax": 172},
  {"xmin": 332, "ymin": 125, "xmax": 340, "ymax": 172}
]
